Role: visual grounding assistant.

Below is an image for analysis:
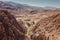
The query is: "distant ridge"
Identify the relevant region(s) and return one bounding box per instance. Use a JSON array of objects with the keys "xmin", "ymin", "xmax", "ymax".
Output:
[{"xmin": 0, "ymin": 1, "xmax": 59, "ymax": 10}]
